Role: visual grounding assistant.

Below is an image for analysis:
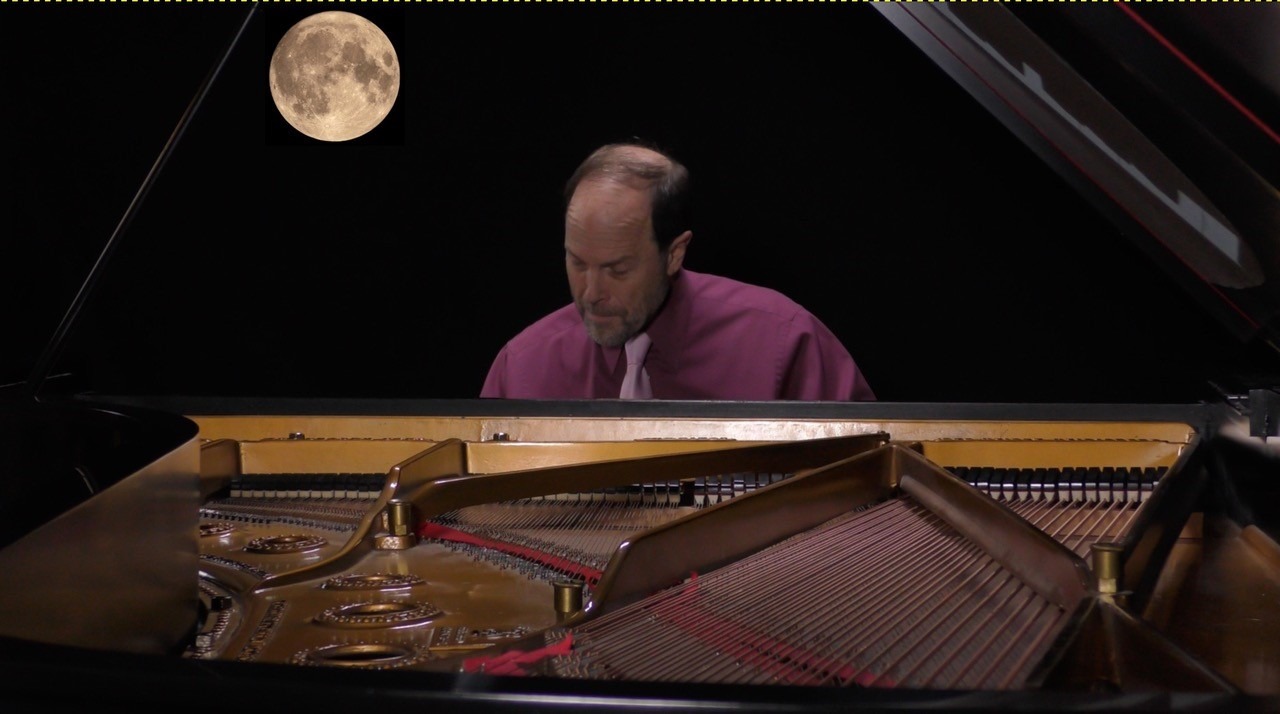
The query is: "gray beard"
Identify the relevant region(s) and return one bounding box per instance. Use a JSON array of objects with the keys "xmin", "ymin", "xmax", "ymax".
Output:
[{"xmin": 579, "ymin": 274, "xmax": 671, "ymax": 348}]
